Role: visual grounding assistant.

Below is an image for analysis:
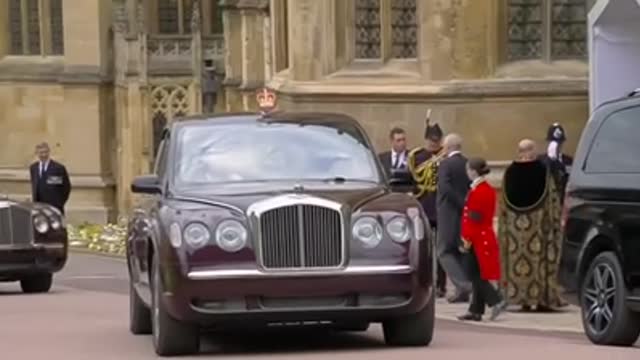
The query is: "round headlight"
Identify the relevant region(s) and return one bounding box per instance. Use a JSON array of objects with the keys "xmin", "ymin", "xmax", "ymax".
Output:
[
  {"xmin": 168, "ymin": 222, "xmax": 182, "ymax": 248},
  {"xmin": 33, "ymin": 214, "xmax": 49, "ymax": 234},
  {"xmin": 352, "ymin": 216, "xmax": 383, "ymax": 248},
  {"xmin": 215, "ymin": 219, "xmax": 248, "ymax": 253},
  {"xmin": 50, "ymin": 218, "xmax": 62, "ymax": 230},
  {"xmin": 183, "ymin": 222, "xmax": 210, "ymax": 249},
  {"xmin": 386, "ymin": 216, "xmax": 411, "ymax": 243}
]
